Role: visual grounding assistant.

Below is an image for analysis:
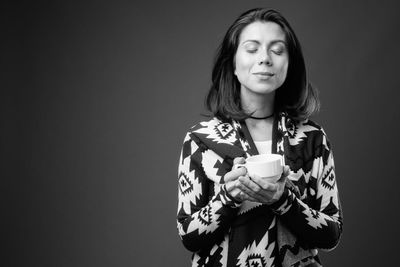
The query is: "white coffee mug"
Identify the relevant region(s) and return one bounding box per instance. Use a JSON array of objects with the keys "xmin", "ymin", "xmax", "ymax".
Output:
[{"xmin": 235, "ymin": 154, "xmax": 283, "ymax": 182}]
